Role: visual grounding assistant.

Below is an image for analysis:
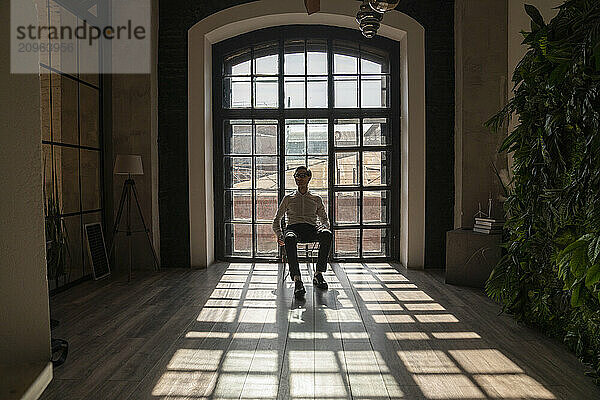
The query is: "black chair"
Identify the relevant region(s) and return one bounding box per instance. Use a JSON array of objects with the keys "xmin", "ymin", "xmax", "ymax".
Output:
[{"xmin": 279, "ymin": 219, "xmax": 320, "ymax": 282}]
